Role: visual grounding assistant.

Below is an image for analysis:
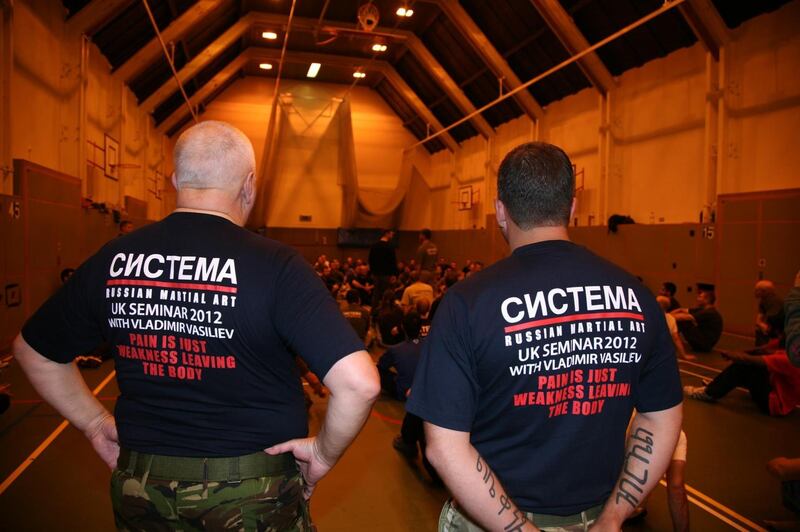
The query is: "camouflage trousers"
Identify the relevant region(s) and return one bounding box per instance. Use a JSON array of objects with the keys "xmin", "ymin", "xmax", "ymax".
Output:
[
  {"xmin": 110, "ymin": 458, "xmax": 312, "ymax": 531},
  {"xmin": 438, "ymin": 498, "xmax": 600, "ymax": 532}
]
